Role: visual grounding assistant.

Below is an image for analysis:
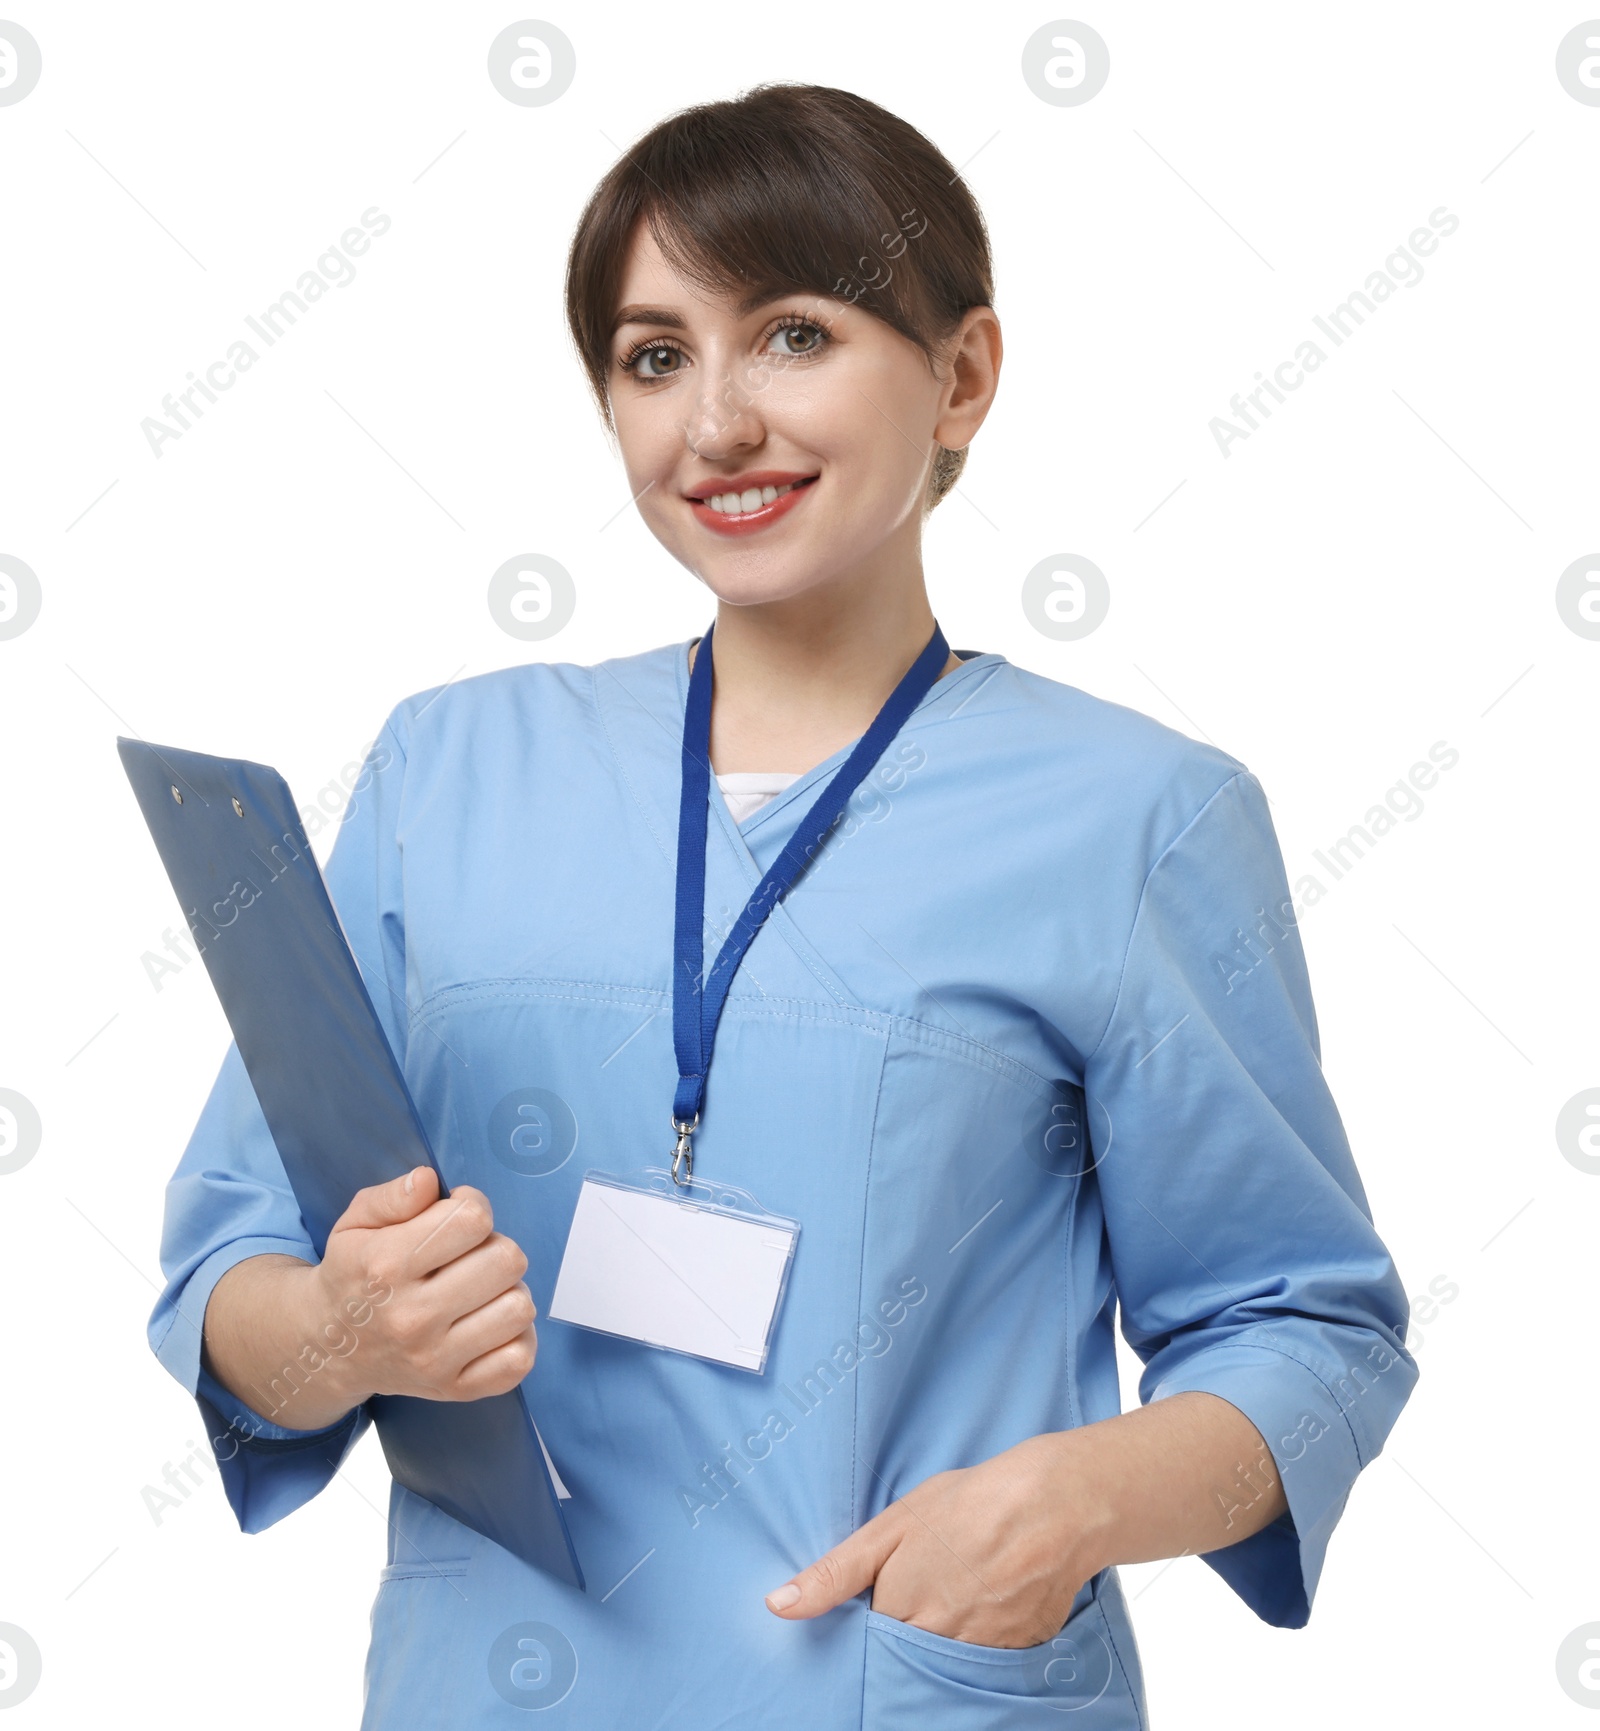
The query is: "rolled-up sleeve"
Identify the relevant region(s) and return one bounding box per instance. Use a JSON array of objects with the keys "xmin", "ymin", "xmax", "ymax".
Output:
[
  {"xmin": 1083, "ymin": 767, "xmax": 1418, "ymax": 1629},
  {"xmin": 146, "ymin": 710, "xmax": 413, "ymax": 1533}
]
